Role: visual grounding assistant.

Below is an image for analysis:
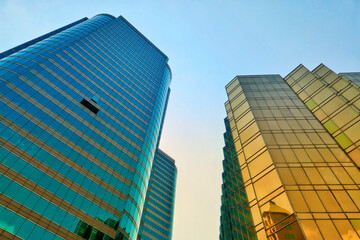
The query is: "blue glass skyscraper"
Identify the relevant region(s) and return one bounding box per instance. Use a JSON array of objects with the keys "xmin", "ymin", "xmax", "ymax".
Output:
[
  {"xmin": 138, "ymin": 149, "xmax": 177, "ymax": 240},
  {"xmin": 0, "ymin": 14, "xmax": 172, "ymax": 240}
]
